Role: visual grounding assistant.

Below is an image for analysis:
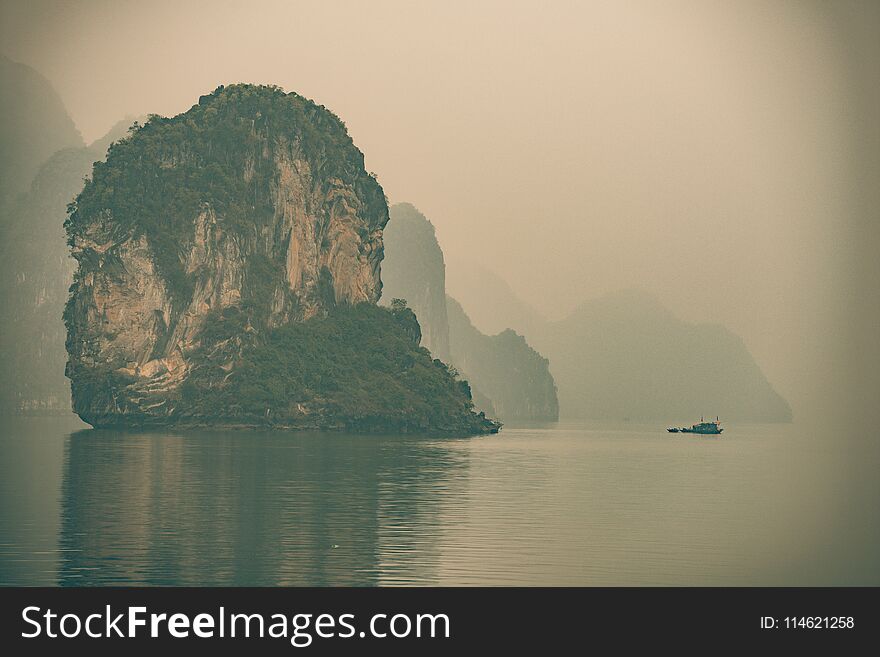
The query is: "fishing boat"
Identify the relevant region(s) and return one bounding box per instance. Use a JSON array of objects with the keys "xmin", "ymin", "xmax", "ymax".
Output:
[{"xmin": 677, "ymin": 416, "xmax": 723, "ymax": 435}]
